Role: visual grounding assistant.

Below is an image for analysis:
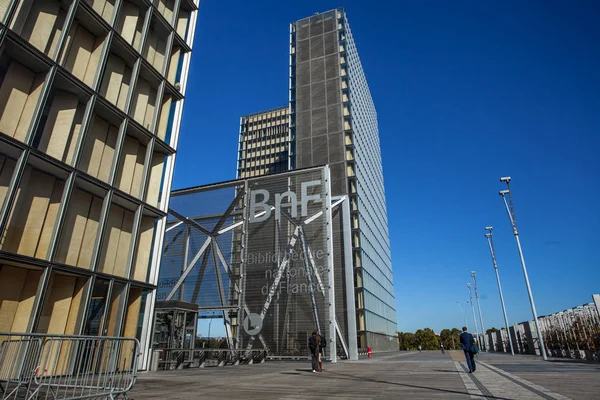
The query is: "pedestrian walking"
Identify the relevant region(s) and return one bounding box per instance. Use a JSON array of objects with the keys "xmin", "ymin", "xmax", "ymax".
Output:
[
  {"xmin": 459, "ymin": 326, "xmax": 478, "ymax": 373},
  {"xmin": 440, "ymin": 342, "xmax": 445, "ymax": 354},
  {"xmin": 418, "ymin": 345, "xmax": 422, "ymax": 352},
  {"xmin": 308, "ymin": 330, "xmax": 321, "ymax": 373}
]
